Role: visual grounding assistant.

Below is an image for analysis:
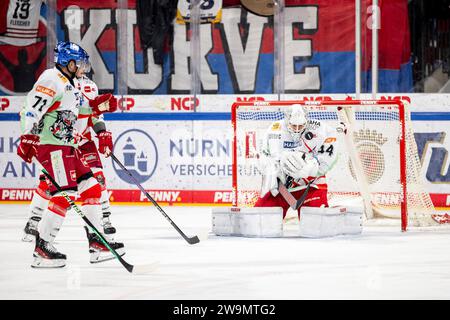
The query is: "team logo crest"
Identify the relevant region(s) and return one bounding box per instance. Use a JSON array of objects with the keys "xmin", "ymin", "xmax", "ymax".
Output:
[
  {"xmin": 50, "ymin": 110, "xmax": 77, "ymax": 143},
  {"xmin": 112, "ymin": 129, "xmax": 158, "ymax": 184},
  {"xmin": 70, "ymin": 170, "xmax": 77, "ymax": 181},
  {"xmin": 349, "ymin": 129, "xmax": 387, "ymax": 184}
]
